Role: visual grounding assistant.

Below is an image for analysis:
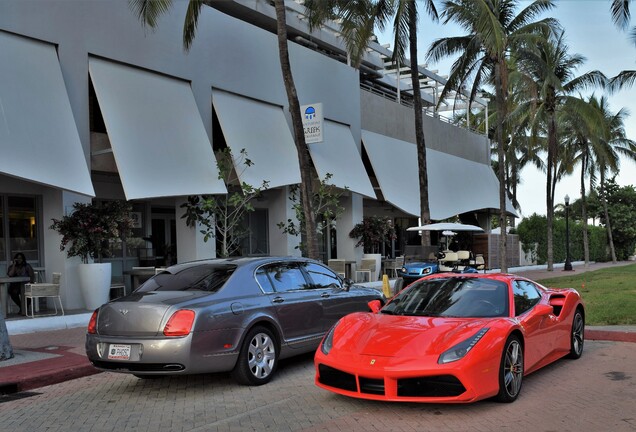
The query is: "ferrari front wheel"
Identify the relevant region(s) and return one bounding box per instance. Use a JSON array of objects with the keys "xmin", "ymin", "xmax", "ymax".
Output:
[
  {"xmin": 567, "ymin": 309, "xmax": 585, "ymax": 359},
  {"xmin": 496, "ymin": 335, "xmax": 524, "ymax": 403}
]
